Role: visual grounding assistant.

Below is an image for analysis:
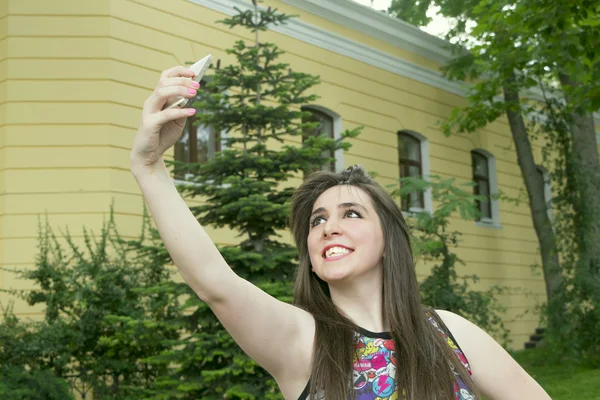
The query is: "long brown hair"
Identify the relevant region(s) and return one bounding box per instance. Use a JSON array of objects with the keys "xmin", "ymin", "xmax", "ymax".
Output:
[{"xmin": 289, "ymin": 165, "xmax": 478, "ymax": 400}]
